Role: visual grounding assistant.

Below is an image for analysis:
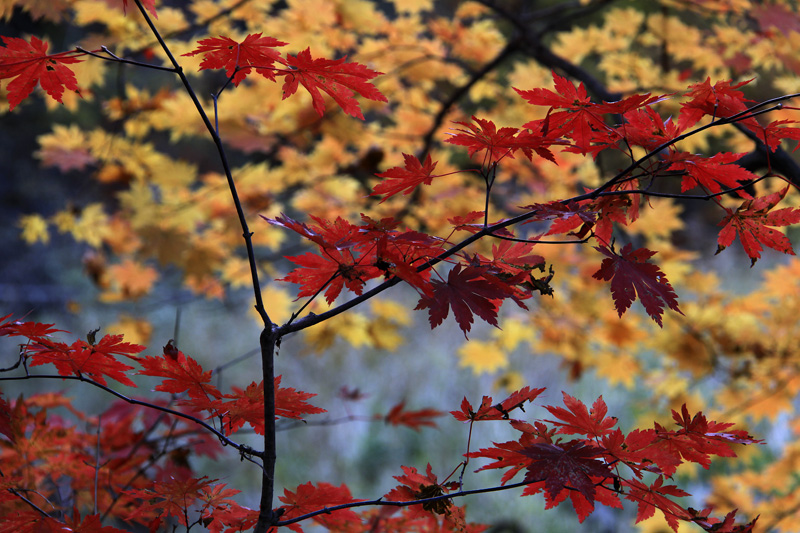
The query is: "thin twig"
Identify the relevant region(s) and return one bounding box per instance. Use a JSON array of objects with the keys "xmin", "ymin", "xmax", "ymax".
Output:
[{"xmin": 75, "ymin": 46, "xmax": 178, "ymax": 72}]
